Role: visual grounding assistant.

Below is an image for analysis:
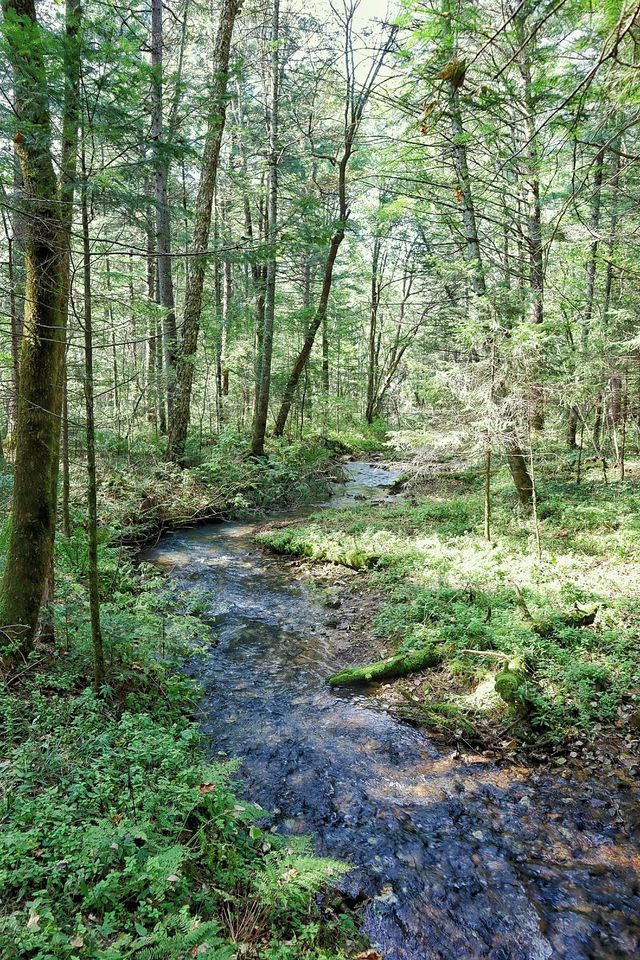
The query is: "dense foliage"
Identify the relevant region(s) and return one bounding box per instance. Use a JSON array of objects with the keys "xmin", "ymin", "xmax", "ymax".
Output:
[
  {"xmin": 0, "ymin": 535, "xmax": 356, "ymax": 960},
  {"xmin": 0, "ymin": 0, "xmax": 639, "ymax": 953}
]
